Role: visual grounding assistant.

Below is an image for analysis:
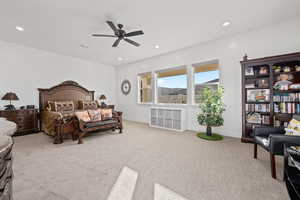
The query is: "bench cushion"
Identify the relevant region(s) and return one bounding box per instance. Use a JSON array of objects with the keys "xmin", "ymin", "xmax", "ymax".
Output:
[{"xmin": 84, "ymin": 119, "xmax": 118, "ymax": 129}]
